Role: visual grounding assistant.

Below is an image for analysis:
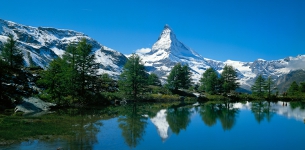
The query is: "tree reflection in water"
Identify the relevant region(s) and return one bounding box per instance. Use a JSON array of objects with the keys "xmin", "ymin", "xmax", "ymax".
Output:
[
  {"xmin": 200, "ymin": 102, "xmax": 239, "ymax": 130},
  {"xmin": 251, "ymin": 101, "xmax": 275, "ymax": 123},
  {"xmin": 59, "ymin": 109, "xmax": 103, "ymax": 150},
  {"xmin": 118, "ymin": 104, "xmax": 148, "ymax": 148},
  {"xmin": 166, "ymin": 106, "xmax": 192, "ymax": 134}
]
